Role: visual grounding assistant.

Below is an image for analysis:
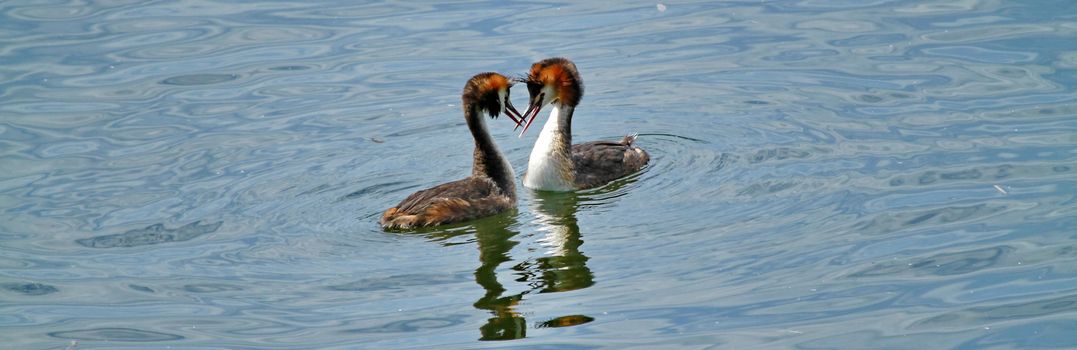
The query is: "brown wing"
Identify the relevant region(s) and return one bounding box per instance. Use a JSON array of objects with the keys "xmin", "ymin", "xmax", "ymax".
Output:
[
  {"xmin": 393, "ymin": 177, "xmax": 497, "ymax": 214},
  {"xmin": 571, "ymin": 135, "xmax": 649, "ymax": 189},
  {"xmin": 382, "ymin": 176, "xmax": 514, "ymax": 229}
]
